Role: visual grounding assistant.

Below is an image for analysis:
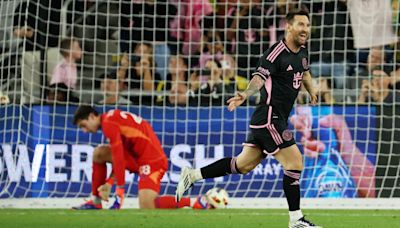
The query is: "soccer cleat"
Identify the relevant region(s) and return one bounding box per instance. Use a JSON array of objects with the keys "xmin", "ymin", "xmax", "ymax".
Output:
[
  {"xmin": 192, "ymin": 196, "xmax": 209, "ymax": 209},
  {"xmin": 289, "ymin": 216, "xmax": 322, "ymax": 228},
  {"xmin": 72, "ymin": 200, "xmax": 102, "ymax": 210},
  {"xmin": 175, "ymin": 167, "xmax": 195, "ymax": 202},
  {"xmin": 109, "ymin": 196, "xmax": 123, "ymax": 210}
]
